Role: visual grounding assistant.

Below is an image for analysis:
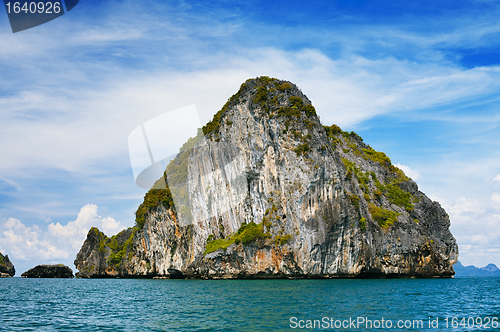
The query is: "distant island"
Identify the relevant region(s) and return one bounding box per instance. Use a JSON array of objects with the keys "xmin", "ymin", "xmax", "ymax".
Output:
[
  {"xmin": 454, "ymin": 261, "xmax": 500, "ymax": 277},
  {"xmin": 0, "ymin": 252, "xmax": 15, "ymax": 277},
  {"xmin": 21, "ymin": 264, "xmax": 74, "ymax": 278}
]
